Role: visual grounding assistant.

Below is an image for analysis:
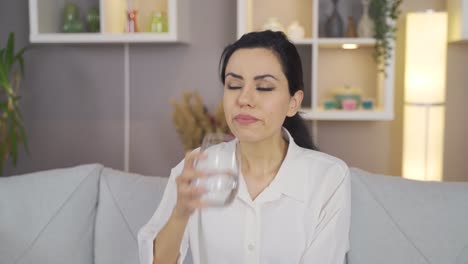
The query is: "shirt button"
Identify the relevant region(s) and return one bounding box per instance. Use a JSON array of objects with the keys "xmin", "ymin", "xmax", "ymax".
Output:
[{"xmin": 248, "ymin": 244, "xmax": 255, "ymax": 251}]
